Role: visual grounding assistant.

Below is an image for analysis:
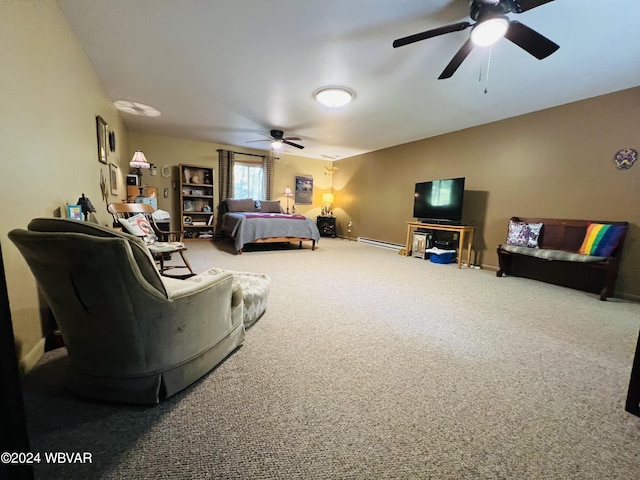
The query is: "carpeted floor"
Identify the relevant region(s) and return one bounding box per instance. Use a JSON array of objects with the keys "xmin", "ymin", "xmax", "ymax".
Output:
[{"xmin": 21, "ymin": 237, "xmax": 640, "ymax": 479}]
